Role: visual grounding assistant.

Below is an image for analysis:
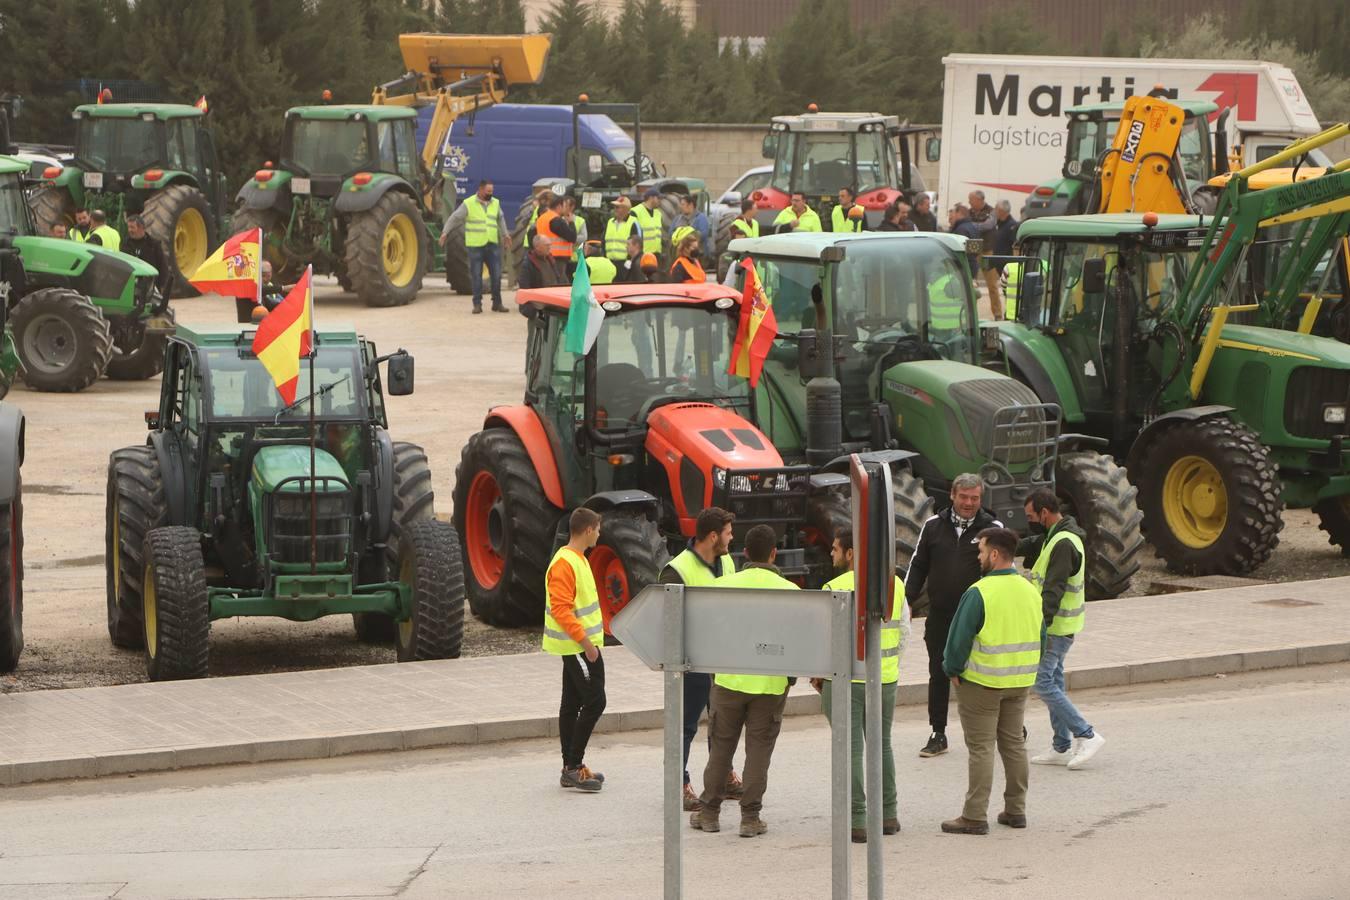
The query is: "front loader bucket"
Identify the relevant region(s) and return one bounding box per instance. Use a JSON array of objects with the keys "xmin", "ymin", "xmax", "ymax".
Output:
[{"xmin": 397, "ymin": 33, "xmax": 552, "ymax": 87}]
